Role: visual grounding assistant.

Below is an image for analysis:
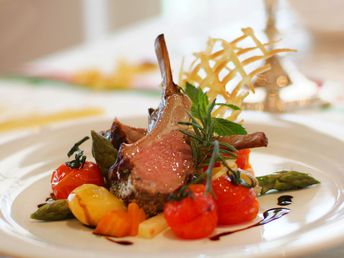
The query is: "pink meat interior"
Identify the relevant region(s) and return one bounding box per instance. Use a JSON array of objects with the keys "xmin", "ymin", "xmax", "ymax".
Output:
[{"xmin": 131, "ymin": 130, "xmax": 193, "ymax": 194}]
